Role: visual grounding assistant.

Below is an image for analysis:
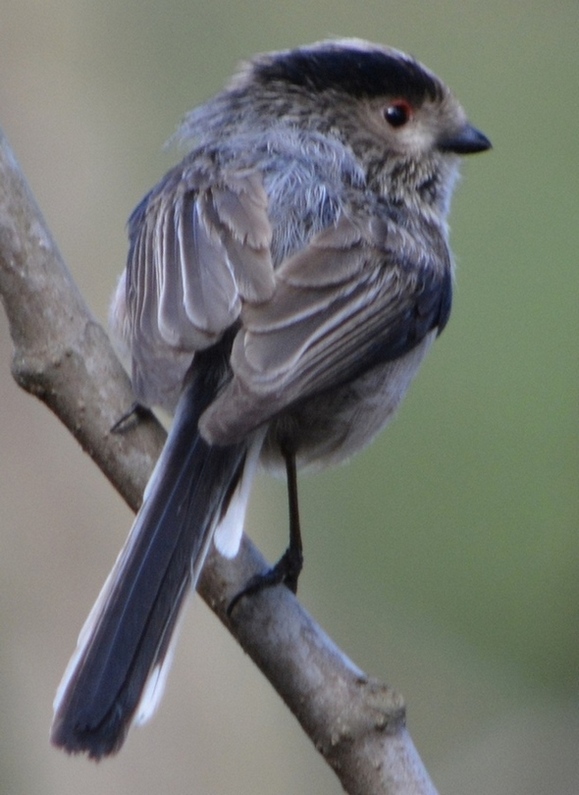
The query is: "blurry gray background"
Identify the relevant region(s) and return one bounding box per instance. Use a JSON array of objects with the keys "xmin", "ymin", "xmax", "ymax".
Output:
[{"xmin": 0, "ymin": 1, "xmax": 577, "ymax": 793}]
